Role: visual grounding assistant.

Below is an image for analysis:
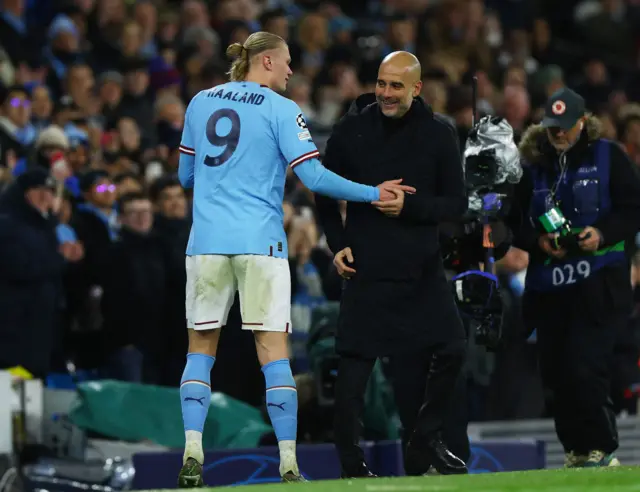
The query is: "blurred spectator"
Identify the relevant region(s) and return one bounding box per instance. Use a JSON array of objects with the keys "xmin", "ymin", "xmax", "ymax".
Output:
[
  {"xmin": 598, "ymin": 112, "xmax": 618, "ymax": 141},
  {"xmin": 67, "ymin": 169, "xmax": 118, "ymax": 362},
  {"xmin": 120, "ymin": 21, "xmax": 146, "ymax": 63},
  {"xmin": 55, "ymin": 190, "xmax": 83, "ymax": 260},
  {"xmin": 30, "ymin": 85, "xmax": 53, "ymax": 132},
  {"xmin": 501, "ymin": 84, "xmax": 531, "ymax": 140},
  {"xmin": 620, "ymin": 114, "xmax": 640, "ymax": 167},
  {"xmin": 182, "ymin": 25, "xmax": 220, "ymax": 61},
  {"xmin": 31, "ymin": 124, "xmax": 69, "ymax": 163},
  {"xmin": 261, "ymin": 8, "xmax": 301, "ymax": 69},
  {"xmin": 73, "ymin": 170, "xmax": 118, "ymax": 243},
  {"xmin": 384, "ymin": 14, "xmax": 416, "ymax": 56},
  {"xmin": 535, "ymin": 64, "xmax": 566, "ymax": 102},
  {"xmin": 97, "ymin": 71, "xmax": 124, "ymax": 130},
  {"xmin": 116, "ymin": 116, "xmax": 143, "ymax": 162},
  {"xmin": 297, "ymin": 12, "xmax": 329, "ymax": 78},
  {"xmin": 286, "ymin": 74, "xmax": 316, "ymax": 122},
  {"xmin": 134, "ymin": 1, "xmax": 158, "ymax": 58},
  {"xmin": 576, "ymin": 59, "xmax": 613, "ymax": 112},
  {"xmin": 0, "ymin": 85, "xmax": 31, "ymax": 160},
  {"xmin": 66, "ymin": 131, "xmax": 91, "ymax": 177},
  {"xmin": 498, "ymin": 29, "xmax": 538, "ymax": 75},
  {"xmin": 421, "ymin": 69, "xmax": 450, "ymax": 115},
  {"xmin": 101, "ymin": 191, "xmax": 167, "ymax": 383},
  {"xmin": 288, "ymin": 213, "xmax": 327, "ymax": 333},
  {"xmin": 447, "ymin": 85, "xmax": 474, "ymax": 149},
  {"xmin": 149, "ymin": 175, "xmax": 190, "ymax": 386},
  {"xmin": 0, "ymin": 0, "xmax": 31, "ymax": 66},
  {"xmin": 182, "ymin": 0, "xmax": 210, "ymax": 30},
  {"xmin": 113, "ymin": 171, "xmax": 143, "ymax": 198},
  {"xmin": 154, "ymin": 94, "xmax": 184, "ymax": 172},
  {"xmin": 46, "ymin": 15, "xmax": 83, "ymax": 98},
  {"xmin": 577, "ymin": 0, "xmax": 637, "ymax": 67},
  {"xmin": 119, "ymin": 57, "xmax": 155, "ymax": 144},
  {"xmin": 0, "ymin": 169, "xmax": 69, "ymax": 378}
]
